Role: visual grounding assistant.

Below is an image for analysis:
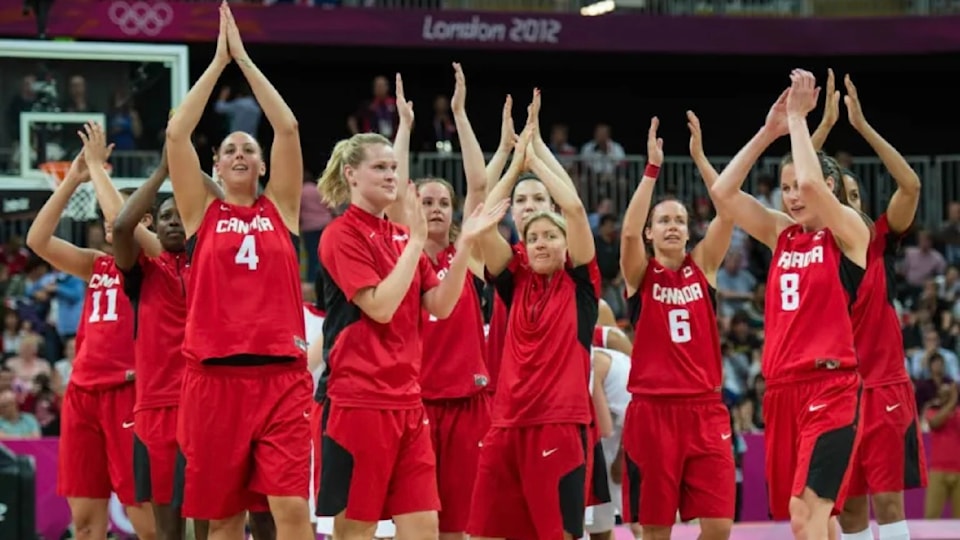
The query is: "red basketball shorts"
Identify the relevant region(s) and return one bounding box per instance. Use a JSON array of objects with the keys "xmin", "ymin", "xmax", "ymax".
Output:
[
  {"xmin": 57, "ymin": 383, "xmax": 137, "ymax": 505},
  {"xmin": 316, "ymin": 401, "xmax": 440, "ymax": 522},
  {"xmin": 133, "ymin": 405, "xmax": 178, "ymax": 505},
  {"xmin": 621, "ymin": 395, "xmax": 735, "ymax": 526},
  {"xmin": 176, "ymin": 363, "xmax": 313, "ymax": 520},
  {"xmin": 846, "ymin": 381, "xmax": 927, "ymax": 497},
  {"xmin": 468, "ymin": 423, "xmax": 588, "ymax": 540},
  {"xmin": 424, "ymin": 392, "xmax": 491, "ymax": 533},
  {"xmin": 763, "ymin": 370, "xmax": 863, "ymax": 520}
]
